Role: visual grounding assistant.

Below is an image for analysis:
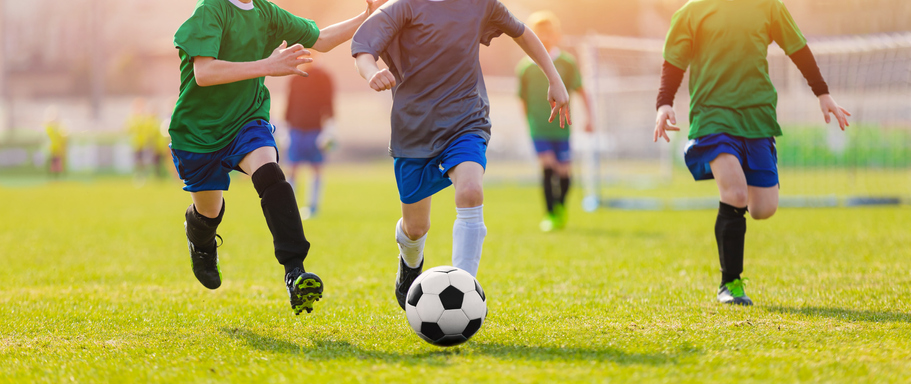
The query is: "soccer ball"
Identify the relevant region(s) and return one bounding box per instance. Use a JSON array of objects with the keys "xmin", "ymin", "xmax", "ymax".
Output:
[{"xmin": 405, "ymin": 266, "xmax": 487, "ymax": 346}]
